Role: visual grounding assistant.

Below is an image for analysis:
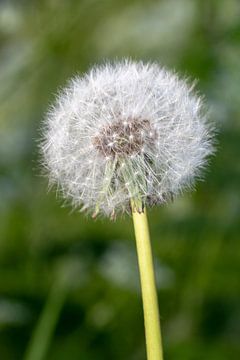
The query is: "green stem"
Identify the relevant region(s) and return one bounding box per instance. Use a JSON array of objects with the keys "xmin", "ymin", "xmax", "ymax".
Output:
[
  {"xmin": 24, "ymin": 280, "xmax": 67, "ymax": 360},
  {"xmin": 131, "ymin": 200, "xmax": 163, "ymax": 360}
]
